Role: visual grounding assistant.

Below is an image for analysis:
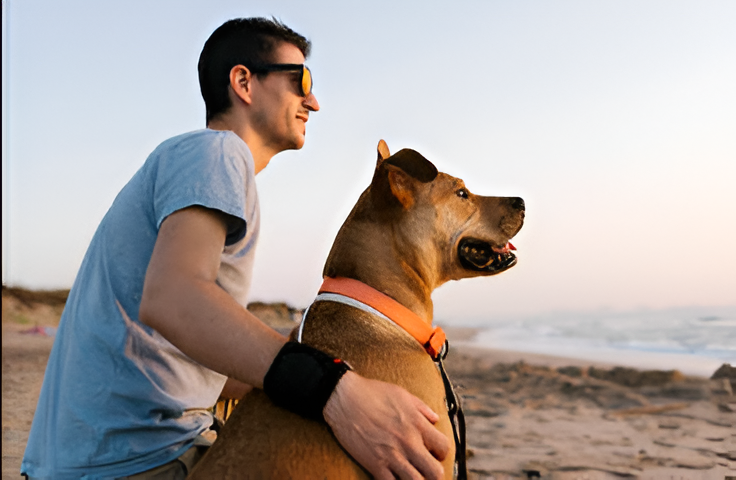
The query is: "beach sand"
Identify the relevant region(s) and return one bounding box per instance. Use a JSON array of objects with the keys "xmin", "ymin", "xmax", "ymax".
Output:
[
  {"xmin": 443, "ymin": 334, "xmax": 735, "ymax": 479},
  {"xmin": 3, "ymin": 288, "xmax": 735, "ymax": 480}
]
